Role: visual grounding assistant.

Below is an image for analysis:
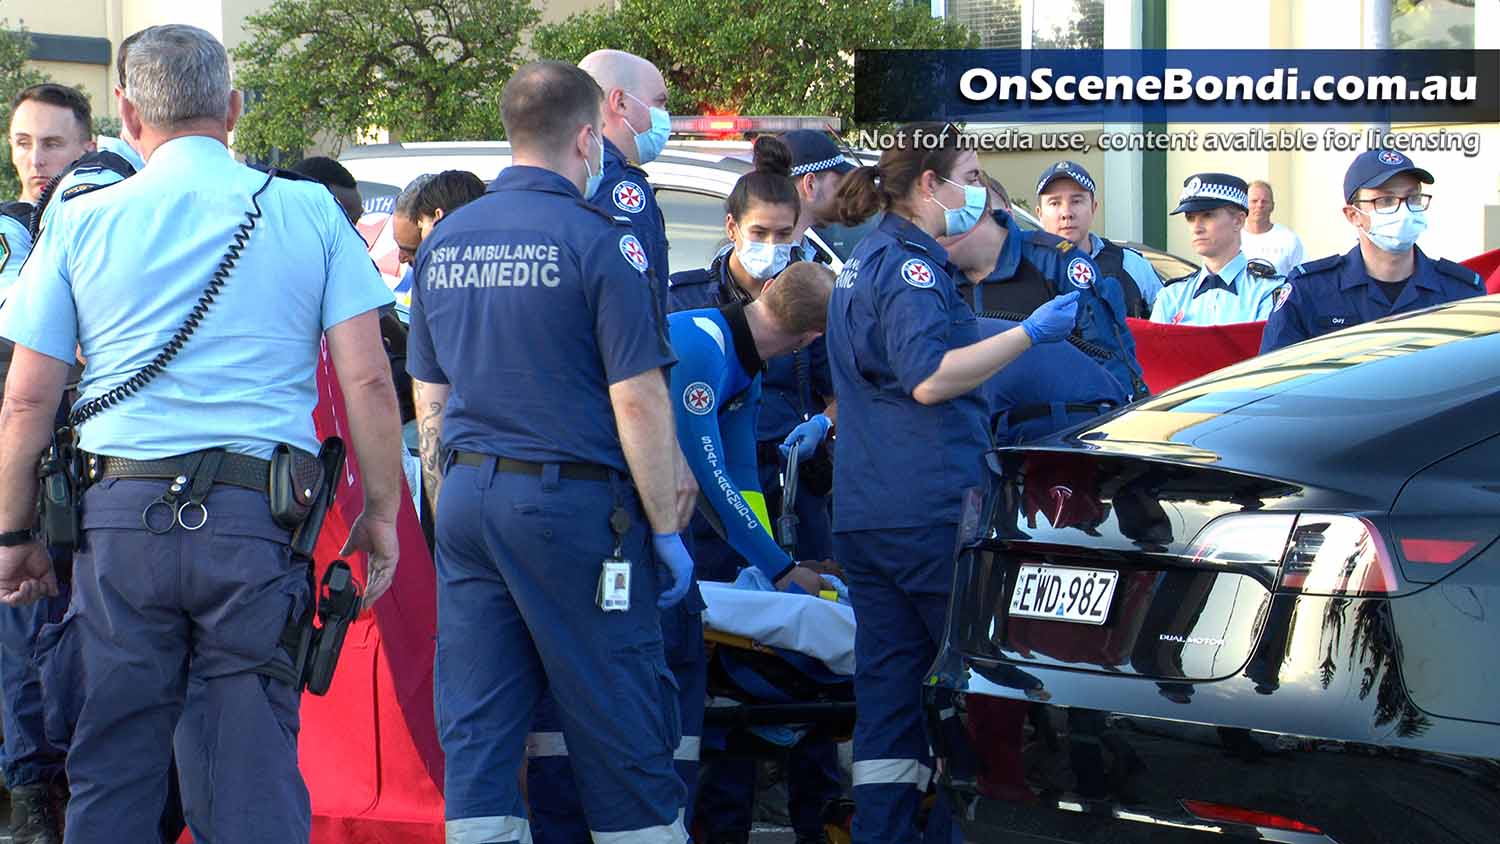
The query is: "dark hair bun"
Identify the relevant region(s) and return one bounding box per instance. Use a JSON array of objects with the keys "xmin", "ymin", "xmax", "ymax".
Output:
[{"xmin": 752, "ymin": 135, "xmax": 793, "ymax": 179}]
